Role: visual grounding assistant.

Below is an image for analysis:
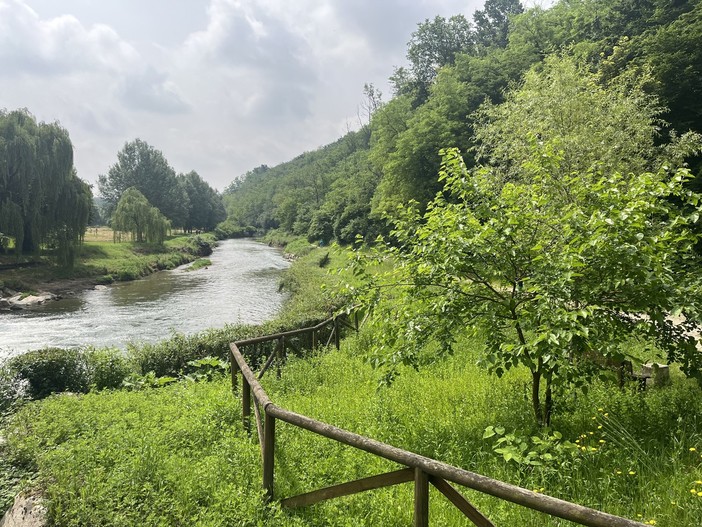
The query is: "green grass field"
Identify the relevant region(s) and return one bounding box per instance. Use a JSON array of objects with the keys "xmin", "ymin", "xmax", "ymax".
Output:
[
  {"xmin": 0, "ymin": 229, "xmax": 215, "ymax": 291},
  {"xmin": 4, "ymin": 333, "xmax": 702, "ymax": 525},
  {"xmin": 2, "ymin": 241, "xmax": 702, "ymax": 526}
]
